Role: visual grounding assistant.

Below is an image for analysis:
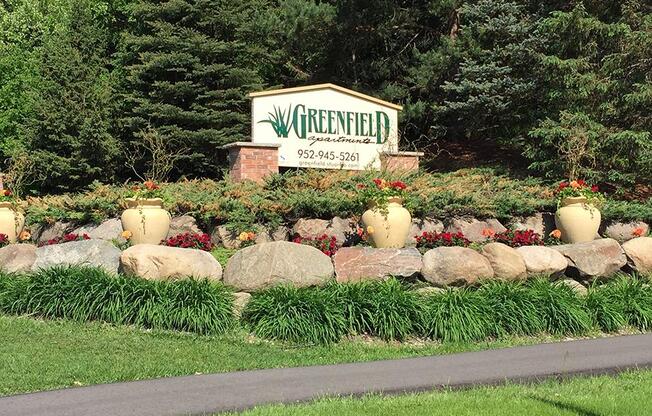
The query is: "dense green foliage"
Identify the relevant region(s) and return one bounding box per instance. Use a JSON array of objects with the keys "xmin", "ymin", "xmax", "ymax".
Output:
[
  {"xmin": 0, "ymin": 266, "xmax": 235, "ymax": 334},
  {"xmin": 1, "ymin": 1, "xmax": 650, "ymax": 193},
  {"xmin": 1, "ymin": 267, "xmax": 652, "ymax": 344},
  {"xmin": 21, "ymin": 169, "xmax": 652, "ymax": 233}
]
